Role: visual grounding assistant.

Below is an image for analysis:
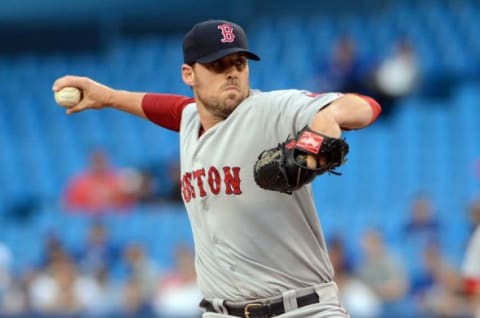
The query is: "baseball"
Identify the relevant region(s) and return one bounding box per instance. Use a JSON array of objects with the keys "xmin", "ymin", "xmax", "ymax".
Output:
[{"xmin": 54, "ymin": 87, "xmax": 82, "ymax": 108}]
